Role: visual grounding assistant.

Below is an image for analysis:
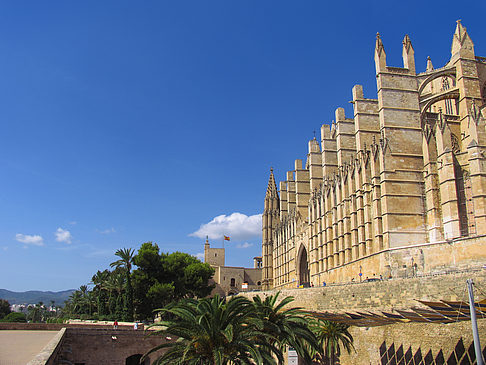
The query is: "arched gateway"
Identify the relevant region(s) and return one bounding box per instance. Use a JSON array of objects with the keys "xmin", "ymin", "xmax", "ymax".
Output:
[{"xmin": 297, "ymin": 245, "xmax": 309, "ymax": 286}]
